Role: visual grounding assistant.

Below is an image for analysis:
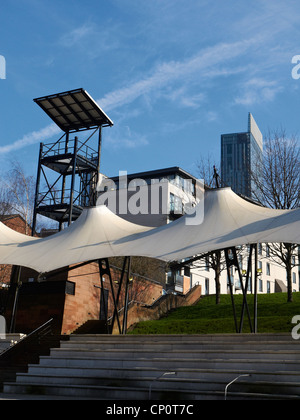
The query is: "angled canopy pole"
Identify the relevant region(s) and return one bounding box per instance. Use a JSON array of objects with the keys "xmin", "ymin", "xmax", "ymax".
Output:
[
  {"xmin": 122, "ymin": 257, "xmax": 132, "ymax": 335},
  {"xmin": 232, "ymin": 247, "xmax": 253, "ymax": 333},
  {"xmin": 253, "ymin": 244, "xmax": 258, "ymax": 333},
  {"xmin": 98, "ymin": 259, "xmax": 121, "ymax": 334},
  {"xmin": 225, "ymin": 247, "xmax": 254, "ymax": 334},
  {"xmin": 111, "ymin": 256, "xmax": 128, "ymax": 334},
  {"xmin": 9, "ymin": 266, "xmax": 22, "ymax": 334},
  {"xmin": 224, "ymin": 248, "xmax": 239, "ymax": 333},
  {"xmin": 239, "ymin": 244, "xmax": 254, "ymax": 333}
]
